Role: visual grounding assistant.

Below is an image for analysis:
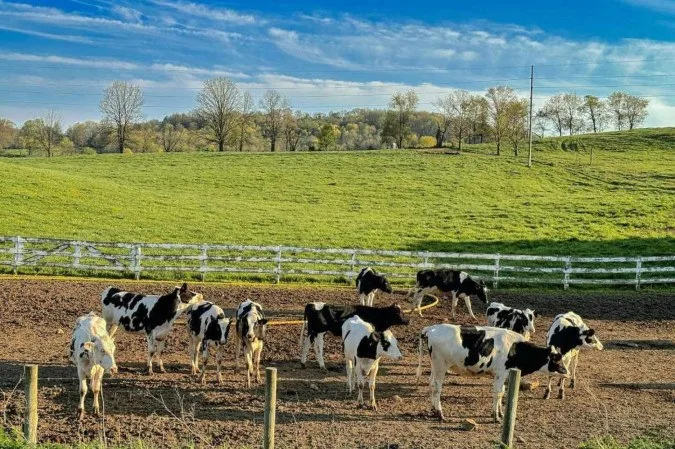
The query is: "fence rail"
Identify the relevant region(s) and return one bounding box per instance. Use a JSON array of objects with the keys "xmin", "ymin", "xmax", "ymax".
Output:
[{"xmin": 0, "ymin": 236, "xmax": 674, "ymax": 288}]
